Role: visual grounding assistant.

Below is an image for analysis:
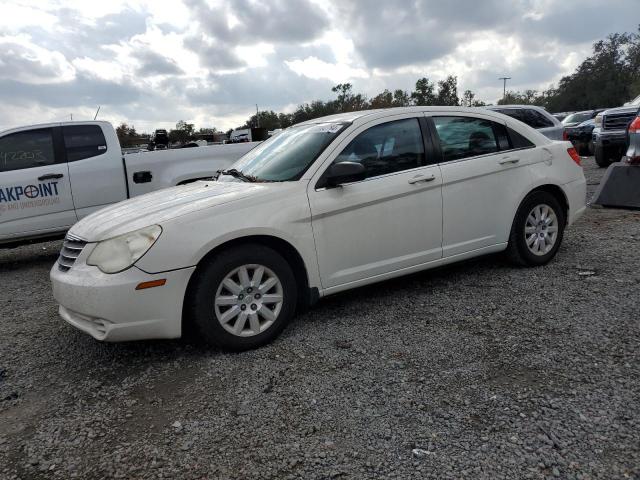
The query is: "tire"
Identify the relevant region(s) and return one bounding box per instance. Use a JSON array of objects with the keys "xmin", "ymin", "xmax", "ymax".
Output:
[
  {"xmin": 185, "ymin": 244, "xmax": 297, "ymax": 351},
  {"xmin": 506, "ymin": 191, "xmax": 566, "ymax": 267},
  {"xmin": 594, "ymin": 145, "xmax": 612, "ymax": 168}
]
